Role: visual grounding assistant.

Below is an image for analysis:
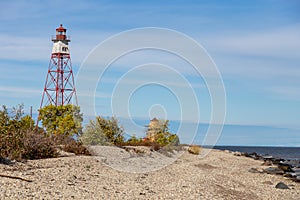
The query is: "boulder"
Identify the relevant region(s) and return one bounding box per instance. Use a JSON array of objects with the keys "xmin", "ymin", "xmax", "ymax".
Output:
[
  {"xmin": 278, "ymin": 163, "xmax": 293, "ymax": 172},
  {"xmin": 263, "ymin": 167, "xmax": 284, "ymax": 175},
  {"xmin": 245, "ymin": 152, "xmax": 260, "ymax": 160},
  {"xmin": 262, "ymin": 155, "xmax": 273, "ymax": 160},
  {"xmin": 261, "ymin": 160, "xmax": 273, "ymax": 166},
  {"xmin": 275, "ymin": 182, "xmax": 289, "ymax": 189},
  {"xmin": 233, "ymin": 151, "xmax": 242, "ymax": 156},
  {"xmin": 292, "ymin": 176, "xmax": 300, "ymax": 182}
]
